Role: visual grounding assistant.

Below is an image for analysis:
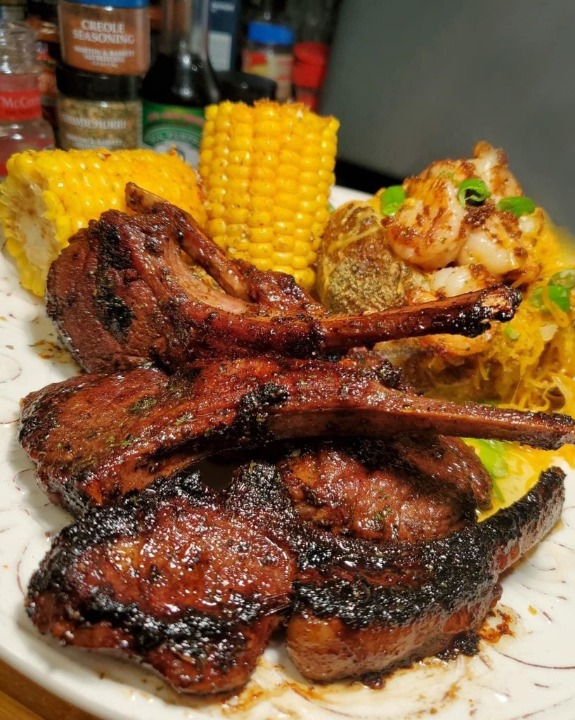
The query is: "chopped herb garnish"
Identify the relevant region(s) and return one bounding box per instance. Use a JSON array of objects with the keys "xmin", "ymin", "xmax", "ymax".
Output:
[
  {"xmin": 457, "ymin": 178, "xmax": 490, "ymax": 207},
  {"xmin": 380, "ymin": 185, "xmax": 406, "ymax": 216},
  {"xmin": 530, "ymin": 270, "xmax": 575, "ymax": 314},
  {"xmin": 470, "ymin": 439, "xmax": 508, "ymax": 502},
  {"xmin": 547, "ymin": 284, "xmax": 571, "ymax": 312},
  {"xmin": 530, "ymin": 286, "xmax": 545, "ymax": 309},
  {"xmin": 128, "ymin": 396, "xmax": 158, "ymax": 415},
  {"xmin": 549, "ymin": 269, "xmax": 575, "ymax": 289},
  {"xmin": 504, "ymin": 324, "xmax": 520, "ymax": 341},
  {"xmin": 496, "ymin": 196, "xmax": 536, "ymax": 217}
]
